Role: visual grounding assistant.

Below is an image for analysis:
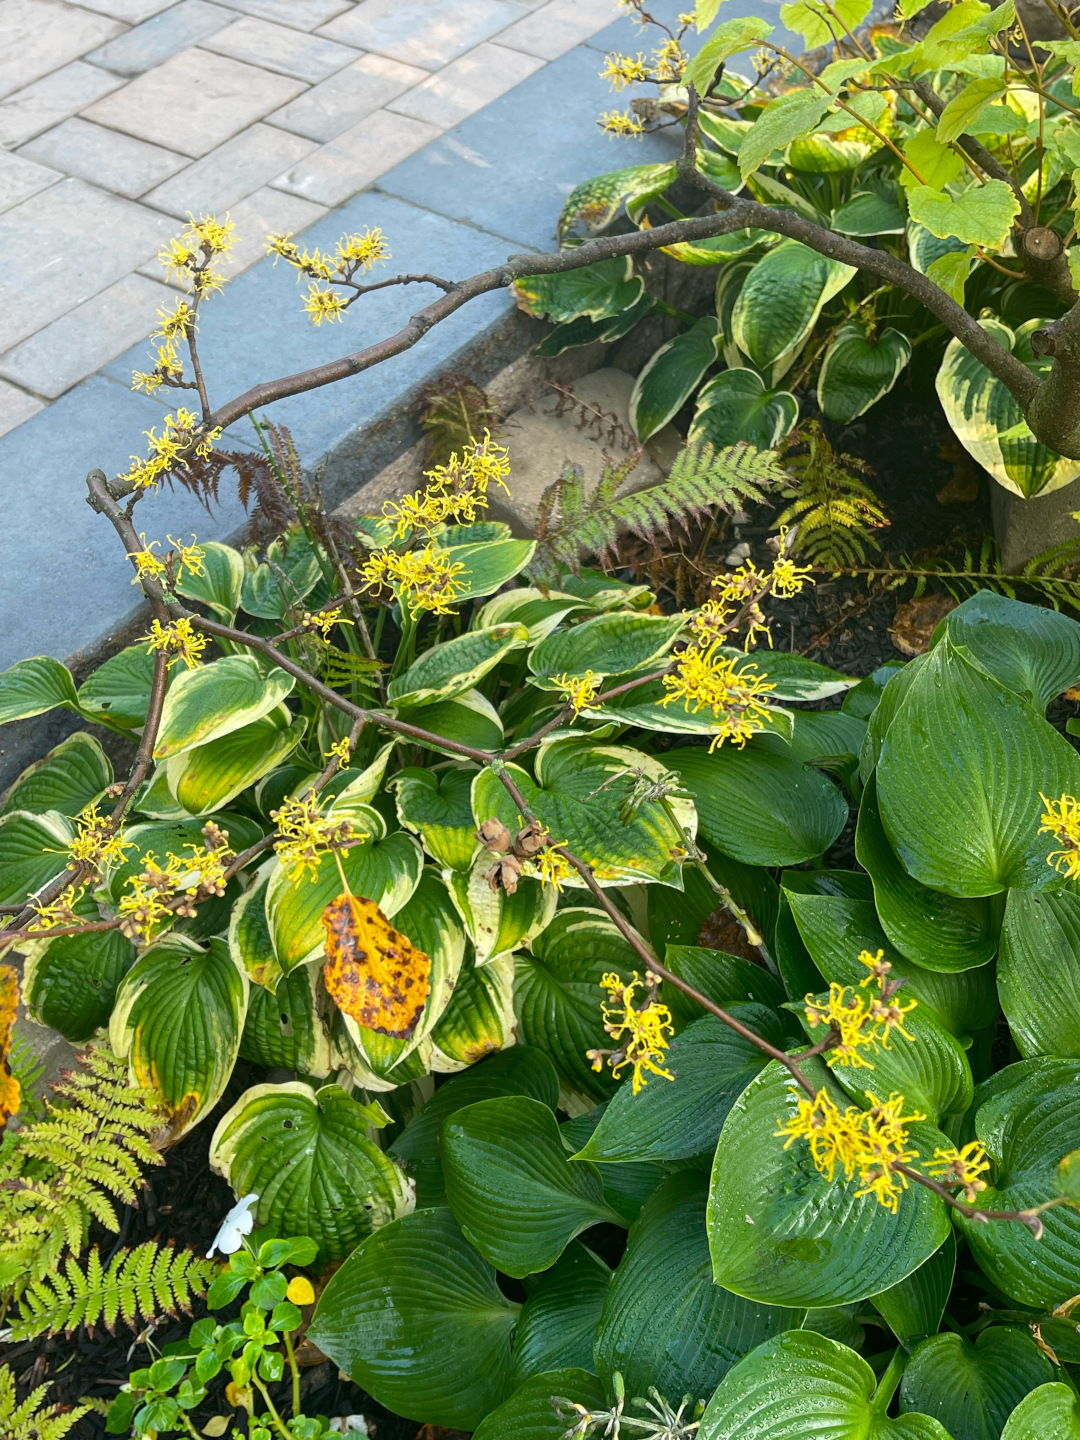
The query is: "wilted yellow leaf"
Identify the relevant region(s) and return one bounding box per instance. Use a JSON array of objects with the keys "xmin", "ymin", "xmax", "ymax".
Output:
[
  {"xmin": 0, "ymin": 966, "xmax": 19, "ymax": 1133},
  {"xmin": 321, "ymin": 893, "xmax": 431, "ymax": 1039}
]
